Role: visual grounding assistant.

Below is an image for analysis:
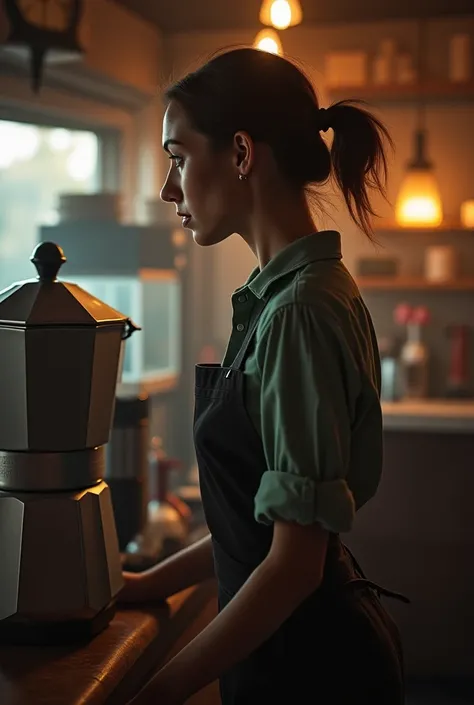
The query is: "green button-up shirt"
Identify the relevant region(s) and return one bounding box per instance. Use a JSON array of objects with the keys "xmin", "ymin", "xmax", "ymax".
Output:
[{"xmin": 222, "ymin": 231, "xmax": 383, "ymax": 534}]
